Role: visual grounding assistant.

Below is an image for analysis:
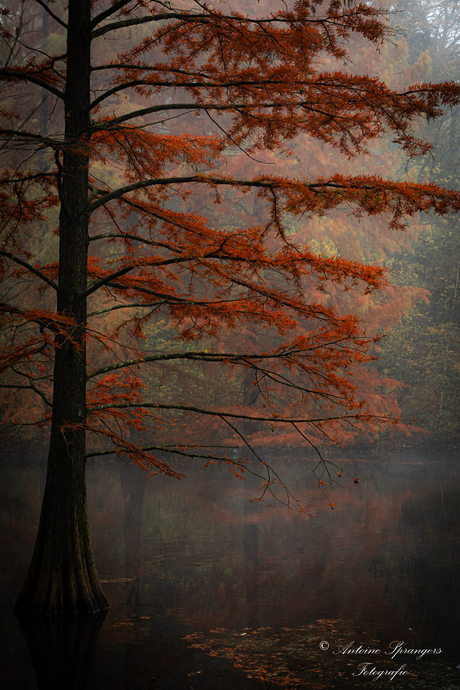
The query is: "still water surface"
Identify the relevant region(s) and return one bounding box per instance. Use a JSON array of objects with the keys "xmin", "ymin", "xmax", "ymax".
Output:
[{"xmin": 1, "ymin": 453, "xmax": 460, "ymax": 688}]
